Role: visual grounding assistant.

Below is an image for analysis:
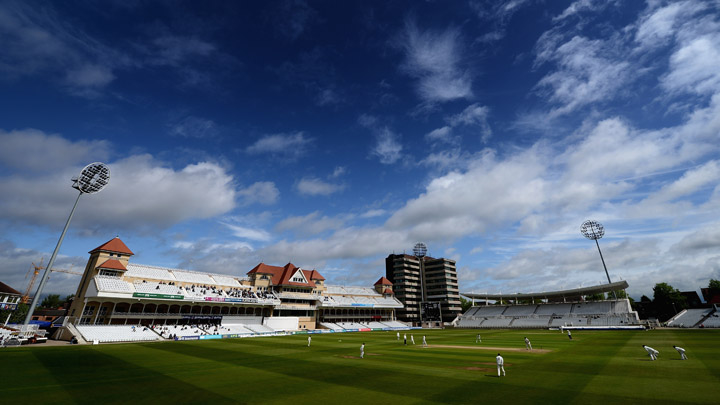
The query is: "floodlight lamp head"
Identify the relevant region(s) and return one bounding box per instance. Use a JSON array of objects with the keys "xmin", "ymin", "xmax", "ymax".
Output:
[
  {"xmin": 413, "ymin": 242, "xmax": 427, "ymax": 258},
  {"xmin": 581, "ymin": 220, "xmax": 604, "ymax": 240},
  {"xmin": 72, "ymin": 162, "xmax": 110, "ymax": 194}
]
